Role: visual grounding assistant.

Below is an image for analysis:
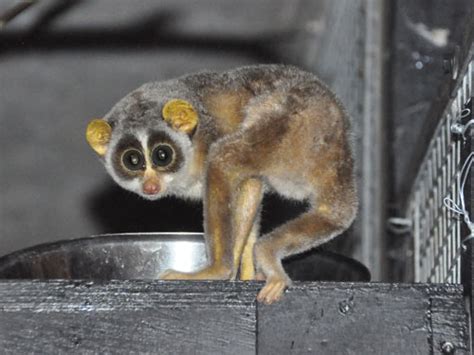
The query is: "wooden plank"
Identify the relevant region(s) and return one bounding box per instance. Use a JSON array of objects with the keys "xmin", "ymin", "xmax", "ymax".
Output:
[
  {"xmin": 431, "ymin": 295, "xmax": 470, "ymax": 354},
  {"xmin": 0, "ymin": 280, "xmax": 258, "ymax": 354},
  {"xmin": 0, "ymin": 281, "xmax": 469, "ymax": 354},
  {"xmin": 258, "ymin": 282, "xmax": 468, "ymax": 355}
]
